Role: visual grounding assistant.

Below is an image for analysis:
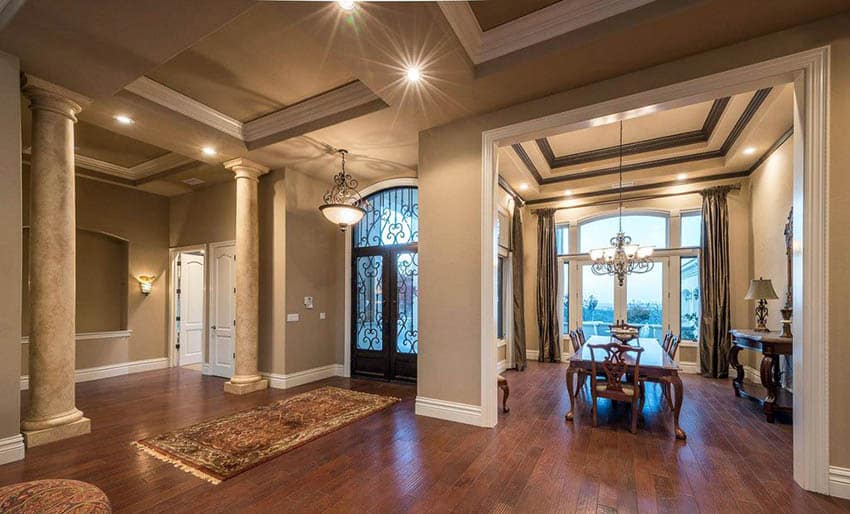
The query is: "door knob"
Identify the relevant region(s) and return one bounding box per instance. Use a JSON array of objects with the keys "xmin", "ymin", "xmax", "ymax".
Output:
[{"xmin": 211, "ymin": 325, "xmax": 217, "ymax": 330}]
